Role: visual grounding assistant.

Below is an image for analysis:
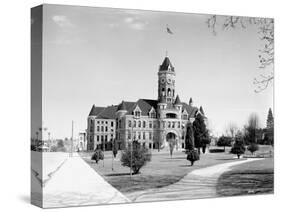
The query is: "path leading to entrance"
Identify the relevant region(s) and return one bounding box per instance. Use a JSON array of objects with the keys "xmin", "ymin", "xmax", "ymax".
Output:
[
  {"xmin": 43, "ymin": 153, "xmax": 130, "ymax": 208},
  {"xmin": 128, "ymin": 158, "xmax": 264, "ymax": 202}
]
